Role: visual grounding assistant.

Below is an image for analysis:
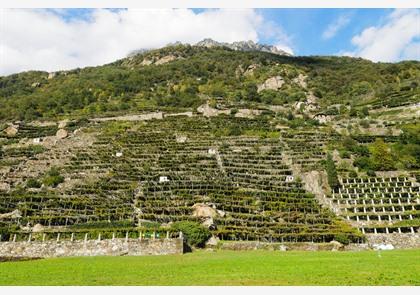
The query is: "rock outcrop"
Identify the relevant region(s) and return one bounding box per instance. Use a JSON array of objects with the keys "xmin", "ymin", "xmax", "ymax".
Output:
[
  {"xmin": 192, "ymin": 203, "xmax": 219, "ymax": 218},
  {"xmin": 0, "ymin": 209, "xmax": 22, "ymax": 219},
  {"xmin": 196, "ymin": 39, "xmax": 291, "ymax": 56},
  {"xmin": 4, "ymin": 125, "xmax": 19, "ymax": 136},
  {"xmin": 257, "ymin": 76, "xmax": 284, "ymax": 93},
  {"xmin": 56, "ymin": 129, "xmax": 68, "ymax": 139}
]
